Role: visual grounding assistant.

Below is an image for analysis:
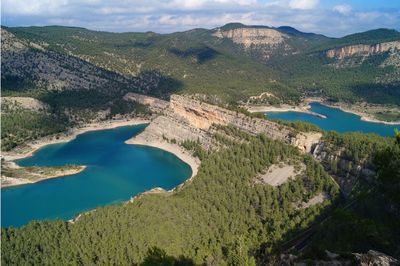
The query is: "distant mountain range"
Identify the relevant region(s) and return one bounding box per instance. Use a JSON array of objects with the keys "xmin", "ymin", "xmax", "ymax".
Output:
[
  {"xmin": 2, "ymin": 23, "xmax": 400, "ymax": 264},
  {"xmin": 2, "ymin": 23, "xmax": 400, "ymax": 106}
]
